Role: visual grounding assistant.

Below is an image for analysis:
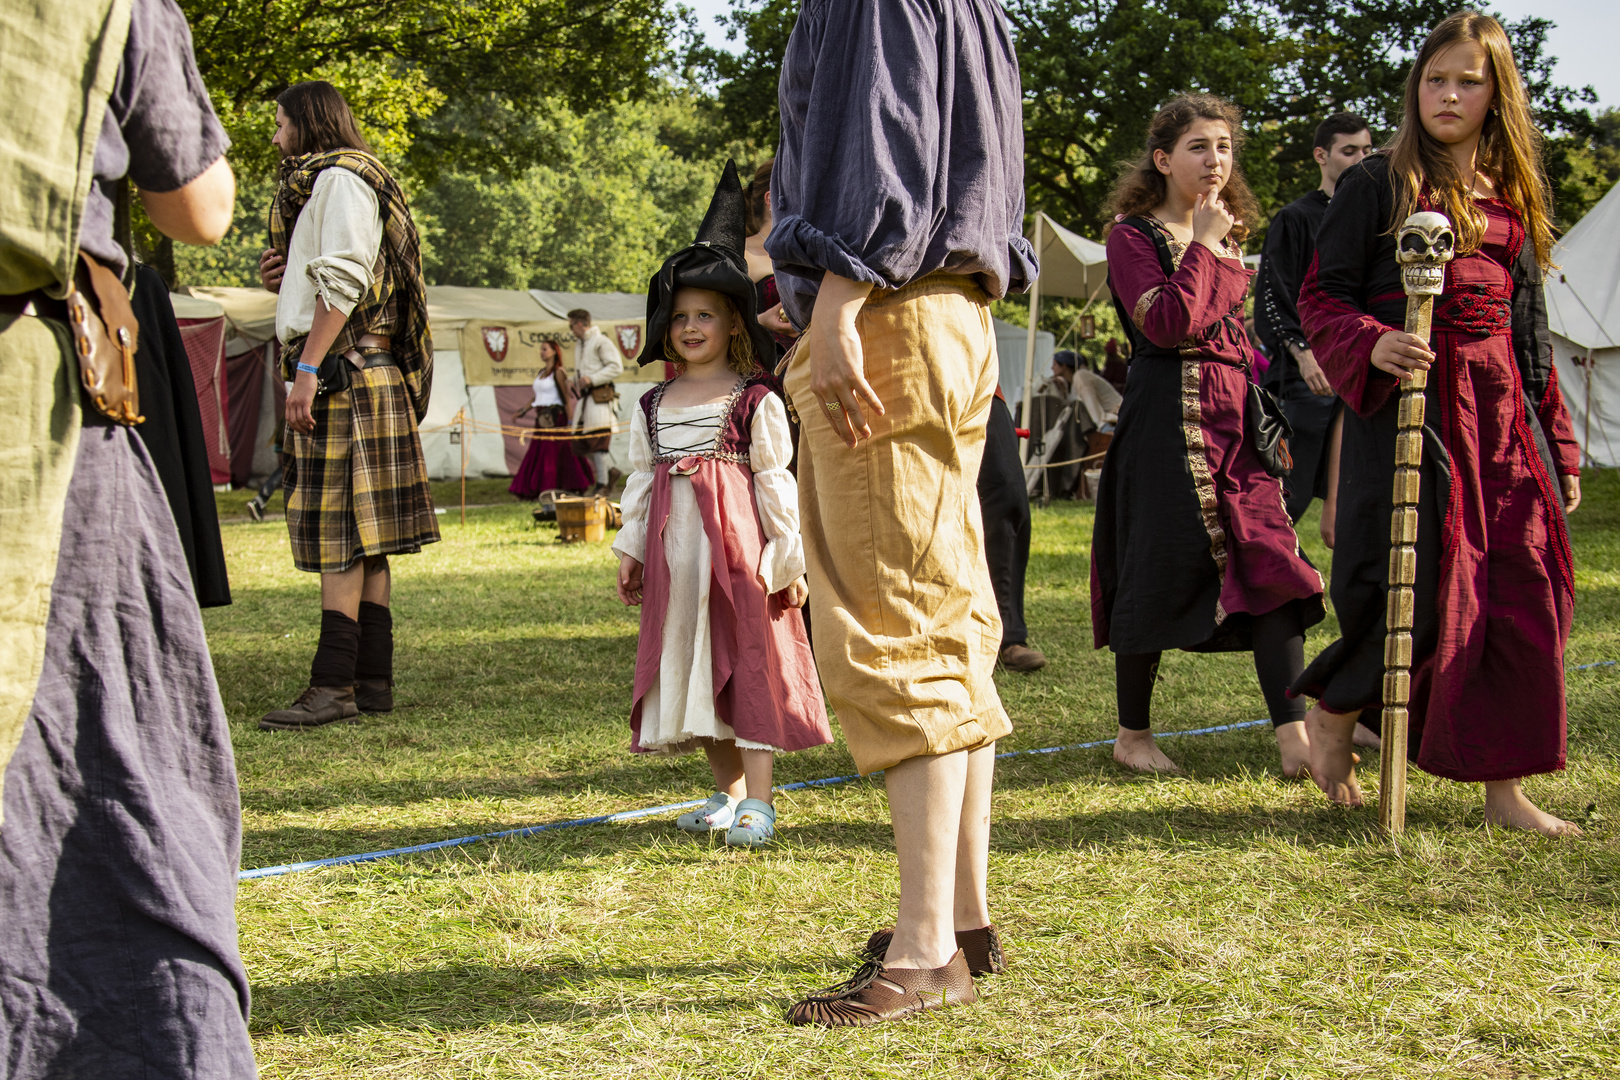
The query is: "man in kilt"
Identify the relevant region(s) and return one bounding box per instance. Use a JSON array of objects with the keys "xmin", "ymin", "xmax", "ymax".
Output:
[{"xmin": 258, "ymin": 81, "xmax": 439, "ymax": 730}]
